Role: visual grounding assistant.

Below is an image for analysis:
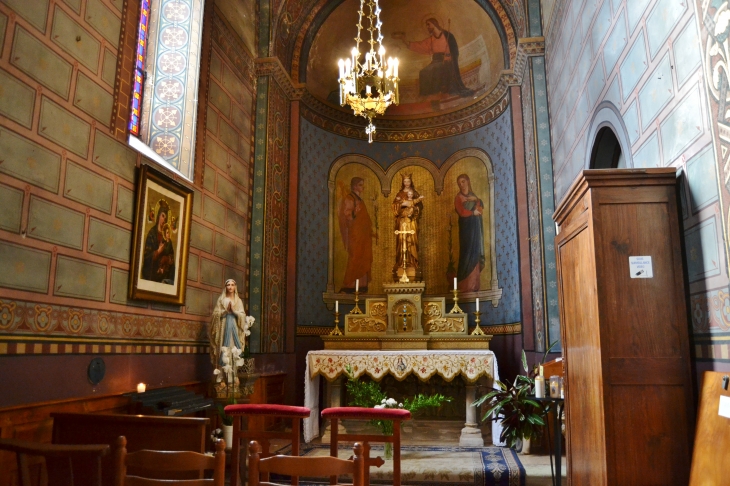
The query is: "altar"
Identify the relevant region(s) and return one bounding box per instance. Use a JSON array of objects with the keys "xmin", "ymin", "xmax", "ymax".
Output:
[{"xmin": 303, "ymin": 349, "xmax": 502, "ymax": 446}]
